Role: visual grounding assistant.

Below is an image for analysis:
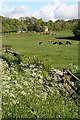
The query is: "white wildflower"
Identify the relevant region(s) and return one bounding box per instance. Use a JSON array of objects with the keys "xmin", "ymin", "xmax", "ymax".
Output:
[
  {"xmin": 23, "ymin": 81, "xmax": 28, "ymax": 86},
  {"xmin": 27, "ymin": 92, "xmax": 30, "ymax": 95},
  {"xmin": 29, "ymin": 89, "xmax": 32, "ymax": 92},
  {"xmin": 0, "ymin": 107, "xmax": 2, "ymax": 111},
  {"xmin": 15, "ymin": 83, "xmax": 23, "ymax": 89},
  {"xmin": 42, "ymin": 106, "xmax": 44, "ymax": 108},
  {"xmin": 37, "ymin": 74, "xmax": 43, "ymax": 79},
  {"xmin": 21, "ymin": 91, "xmax": 26, "ymax": 96},
  {"xmin": 38, "ymin": 70, "xmax": 42, "ymax": 74},
  {"xmin": 4, "ymin": 89, "xmax": 9, "ymax": 94},
  {"xmin": 42, "ymin": 92, "xmax": 48, "ymax": 100},
  {"xmin": 3, "ymin": 81, "xmax": 8, "ymax": 86},
  {"xmin": 9, "ymin": 93, "xmax": 15, "ymax": 98},
  {"xmin": 33, "ymin": 68, "xmax": 38, "ymax": 72},
  {"xmin": 30, "ymin": 65, "xmax": 34, "ymax": 69},
  {"xmin": 5, "ymin": 84, "xmax": 10, "ymax": 89},
  {"xmin": 39, "ymin": 79, "xmax": 43, "ymax": 84},
  {"xmin": 13, "ymin": 80, "xmax": 17, "ymax": 84},
  {"xmin": 12, "ymin": 100, "xmax": 16, "ymax": 105},
  {"xmin": 40, "ymin": 66, "xmax": 43, "ymax": 69},
  {"xmin": 7, "ymin": 76, "xmax": 11, "ymax": 80},
  {"xmin": 29, "ymin": 78, "xmax": 33, "ymax": 81},
  {"xmin": 31, "ymin": 72, "xmax": 36, "ymax": 77},
  {"xmin": 16, "ymin": 100, "xmax": 19, "ymax": 104}
]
